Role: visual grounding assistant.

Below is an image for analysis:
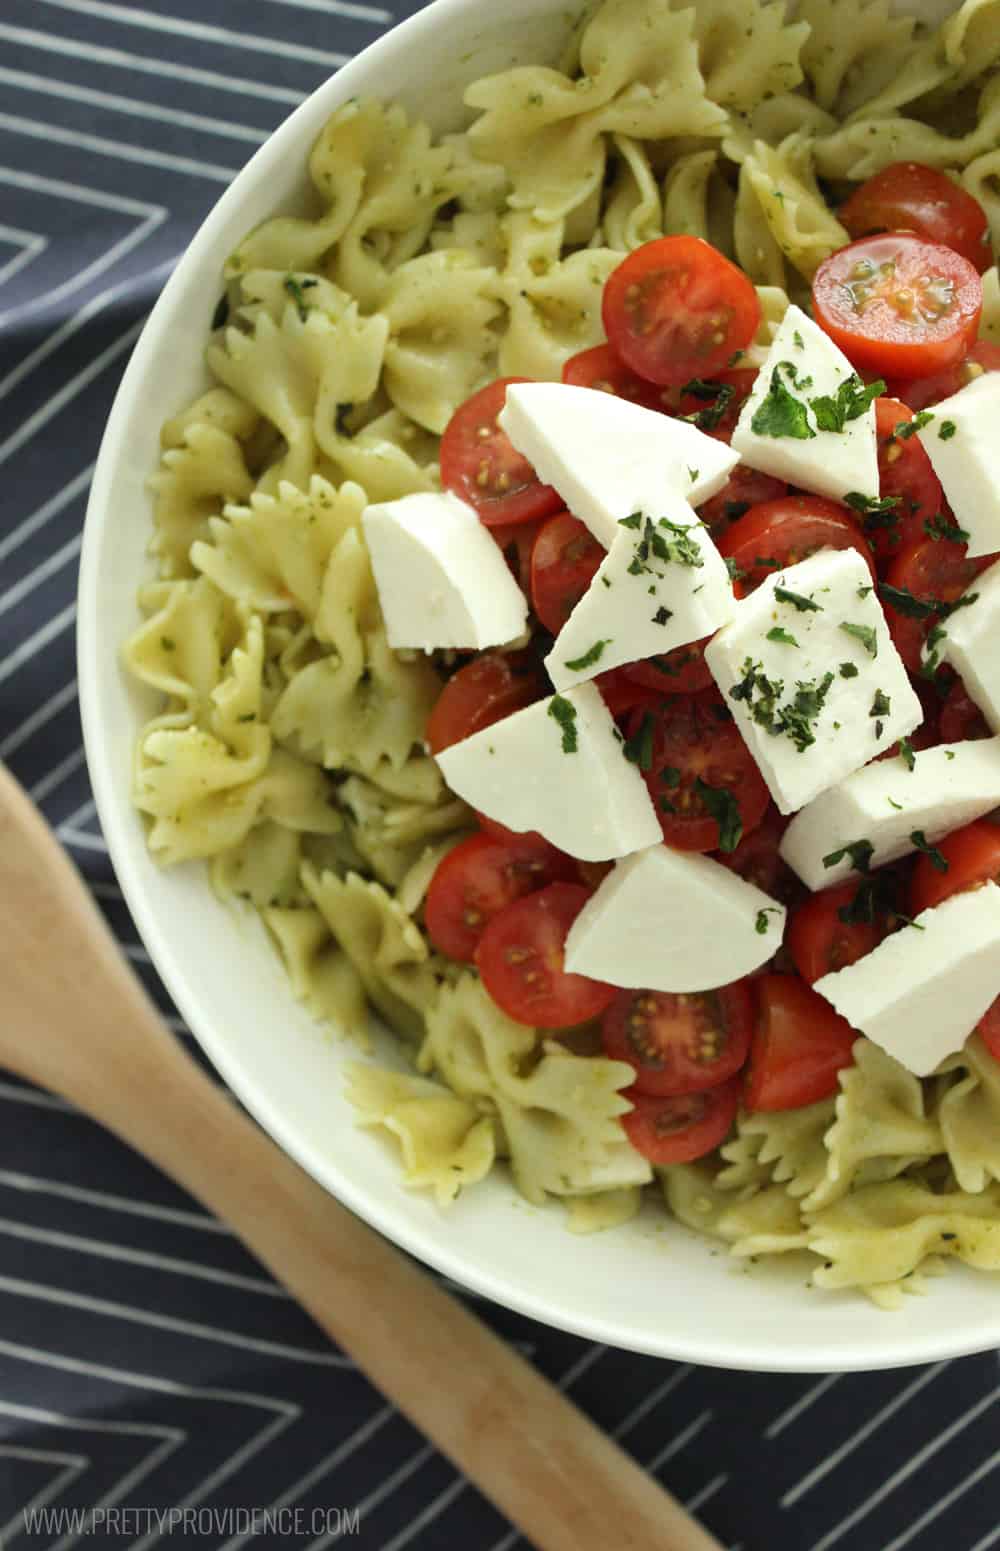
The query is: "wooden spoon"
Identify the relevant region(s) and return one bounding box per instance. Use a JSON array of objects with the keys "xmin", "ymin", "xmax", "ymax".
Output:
[{"xmin": 0, "ymin": 764, "xmax": 723, "ymax": 1551}]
